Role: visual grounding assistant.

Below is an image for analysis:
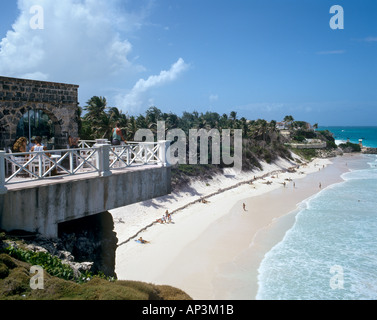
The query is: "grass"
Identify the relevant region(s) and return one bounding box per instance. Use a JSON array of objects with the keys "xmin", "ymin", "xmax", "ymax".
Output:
[
  {"xmin": 290, "ymin": 148, "xmax": 317, "ymax": 161},
  {"xmin": 0, "ymin": 253, "xmax": 192, "ymax": 300},
  {"xmin": 0, "ymin": 233, "xmax": 192, "ymax": 300}
]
